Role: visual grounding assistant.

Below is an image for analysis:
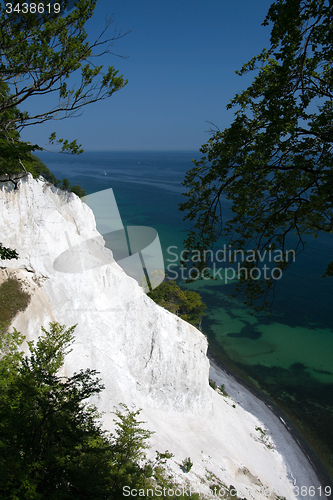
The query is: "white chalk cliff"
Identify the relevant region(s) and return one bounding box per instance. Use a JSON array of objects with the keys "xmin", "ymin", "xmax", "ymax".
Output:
[{"xmin": 0, "ymin": 174, "xmax": 300, "ymax": 499}]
